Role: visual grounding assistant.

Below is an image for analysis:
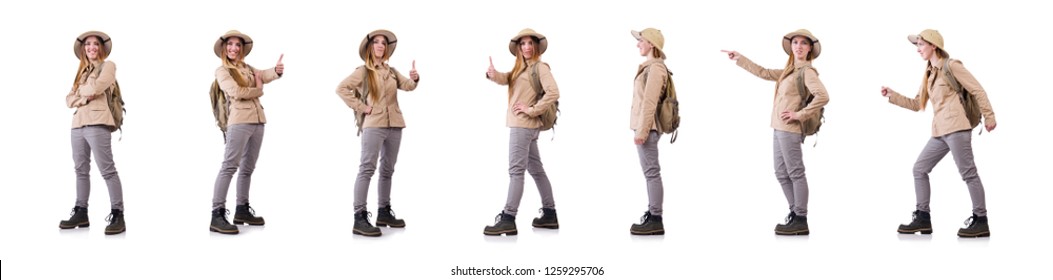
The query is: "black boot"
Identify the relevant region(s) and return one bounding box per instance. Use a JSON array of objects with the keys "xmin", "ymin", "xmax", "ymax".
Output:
[
  {"xmin": 233, "ymin": 203, "xmax": 265, "ymax": 226},
  {"xmin": 897, "ymin": 210, "xmax": 932, "ymax": 234},
  {"xmin": 353, "ymin": 211, "xmax": 382, "ymax": 236},
  {"xmin": 210, "ymin": 208, "xmax": 239, "ymax": 234},
  {"xmin": 483, "ymin": 212, "xmax": 517, "ymax": 236},
  {"xmin": 105, "ymin": 209, "xmax": 126, "ymax": 235},
  {"xmin": 630, "ymin": 212, "xmax": 665, "ymax": 235},
  {"xmin": 775, "ymin": 214, "xmax": 809, "ymax": 235},
  {"xmin": 532, "ymin": 208, "xmax": 559, "ymax": 229},
  {"xmin": 376, "ymin": 205, "xmax": 406, "ymax": 228},
  {"xmin": 957, "ymin": 214, "xmax": 990, "ymax": 237},
  {"xmin": 59, "ymin": 206, "xmax": 90, "ymax": 229}
]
